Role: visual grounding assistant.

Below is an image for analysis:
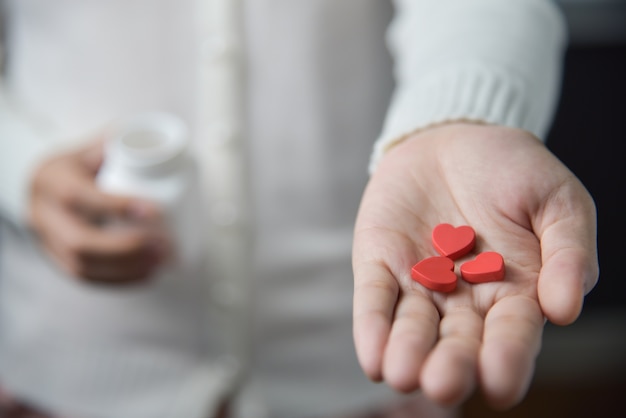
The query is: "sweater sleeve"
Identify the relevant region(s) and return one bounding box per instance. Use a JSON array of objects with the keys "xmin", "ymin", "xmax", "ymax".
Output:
[
  {"xmin": 0, "ymin": 84, "xmax": 52, "ymax": 224},
  {"xmin": 0, "ymin": 77, "xmax": 55, "ymax": 225},
  {"xmin": 370, "ymin": 0, "xmax": 568, "ymax": 173},
  {"xmin": 0, "ymin": 5, "xmax": 56, "ymax": 224}
]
